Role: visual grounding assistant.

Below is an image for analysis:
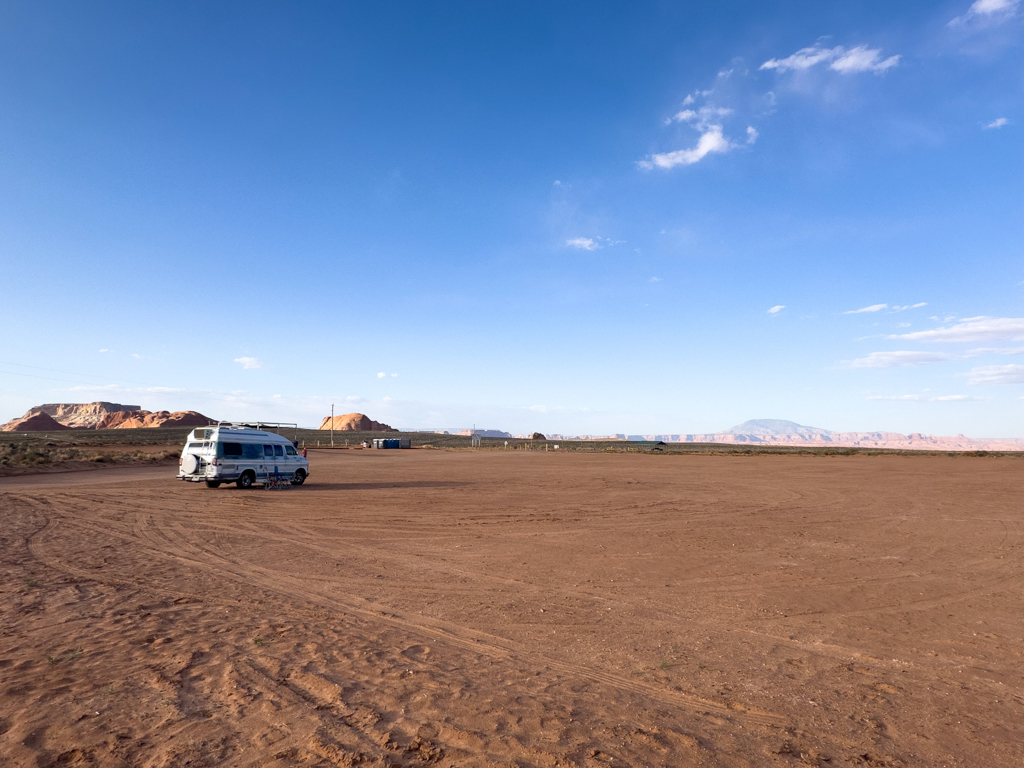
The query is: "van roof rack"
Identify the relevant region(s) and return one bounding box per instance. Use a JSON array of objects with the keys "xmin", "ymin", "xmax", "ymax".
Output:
[{"xmin": 215, "ymin": 421, "xmax": 298, "ymax": 431}]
